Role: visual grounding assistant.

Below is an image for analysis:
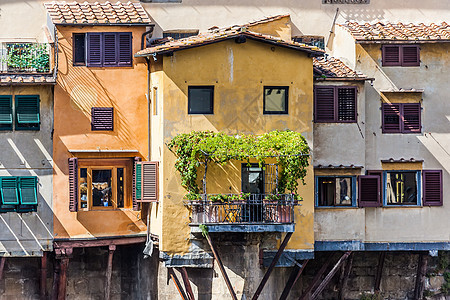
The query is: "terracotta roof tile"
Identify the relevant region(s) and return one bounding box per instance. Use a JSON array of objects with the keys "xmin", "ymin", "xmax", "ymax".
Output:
[
  {"xmin": 313, "ymin": 57, "xmax": 367, "ymax": 80},
  {"xmin": 341, "ymin": 21, "xmax": 450, "ymax": 42},
  {"xmin": 0, "ymin": 74, "xmax": 56, "ymax": 85},
  {"xmin": 44, "ymin": 1, "xmax": 151, "ymax": 25}
]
